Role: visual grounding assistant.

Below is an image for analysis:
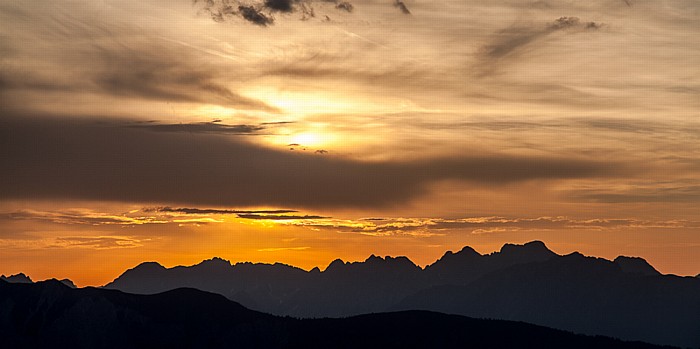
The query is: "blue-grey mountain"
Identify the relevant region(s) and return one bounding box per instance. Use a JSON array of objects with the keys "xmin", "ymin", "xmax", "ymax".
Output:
[{"xmin": 104, "ymin": 241, "xmax": 700, "ymax": 347}]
